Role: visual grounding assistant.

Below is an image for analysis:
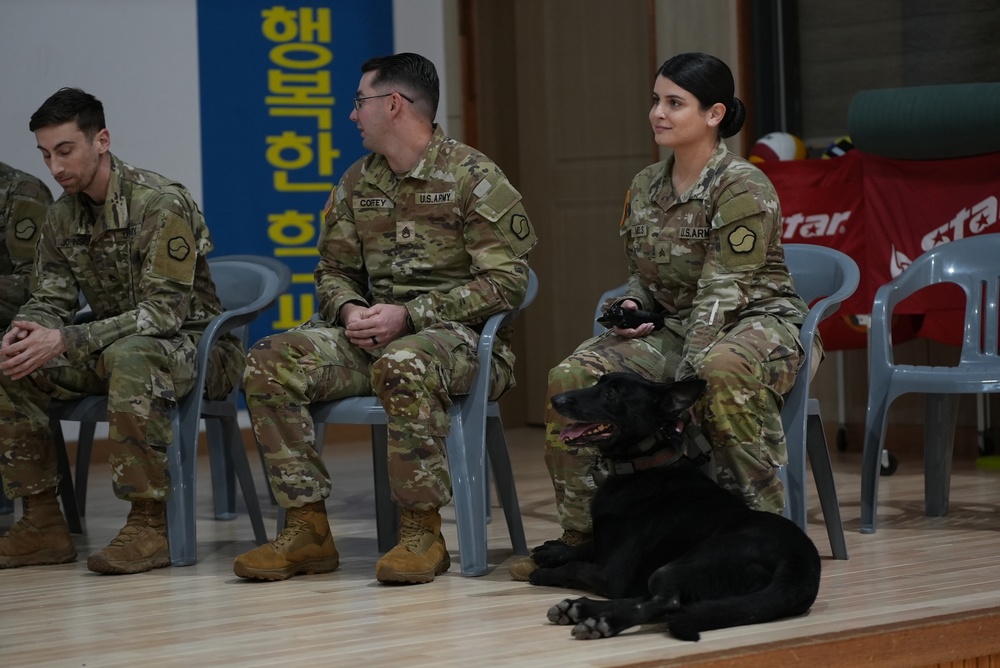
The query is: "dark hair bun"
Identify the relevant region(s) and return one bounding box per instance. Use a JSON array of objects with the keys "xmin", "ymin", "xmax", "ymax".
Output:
[{"xmin": 720, "ymin": 97, "xmax": 746, "ymax": 138}]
